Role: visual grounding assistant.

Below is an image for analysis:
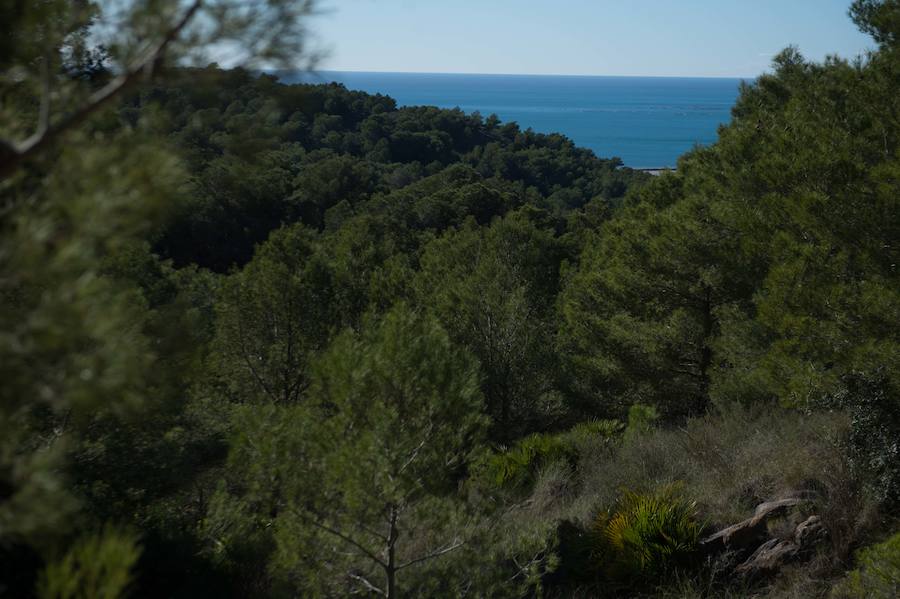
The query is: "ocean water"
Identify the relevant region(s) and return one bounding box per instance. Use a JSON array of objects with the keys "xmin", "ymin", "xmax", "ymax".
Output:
[{"xmin": 282, "ymin": 71, "xmax": 746, "ymax": 168}]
